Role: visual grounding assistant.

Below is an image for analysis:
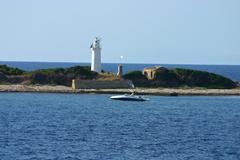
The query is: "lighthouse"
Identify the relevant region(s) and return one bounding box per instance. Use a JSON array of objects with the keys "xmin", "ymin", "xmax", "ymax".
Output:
[{"xmin": 90, "ymin": 37, "xmax": 102, "ymax": 73}]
